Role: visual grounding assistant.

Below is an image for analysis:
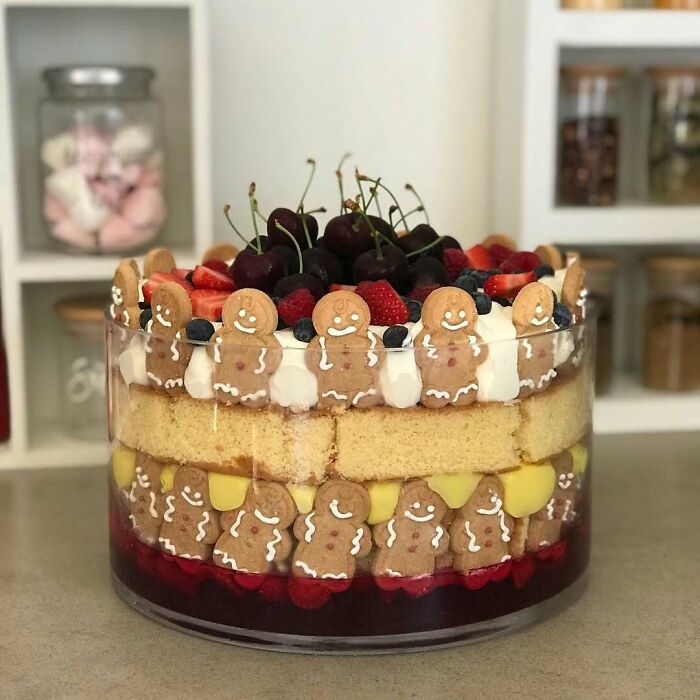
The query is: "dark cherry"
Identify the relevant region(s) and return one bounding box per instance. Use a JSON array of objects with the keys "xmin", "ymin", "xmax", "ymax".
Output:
[
  {"xmin": 267, "ymin": 208, "xmax": 318, "ymax": 249},
  {"xmin": 301, "ymin": 213, "xmax": 319, "ymax": 241},
  {"xmin": 352, "ymin": 246, "xmax": 409, "ymax": 293},
  {"xmin": 303, "ymin": 248, "xmax": 344, "ymax": 287},
  {"xmin": 440, "ymin": 235, "xmax": 462, "ymax": 251},
  {"xmin": 408, "ymin": 256, "xmax": 449, "ymax": 289},
  {"xmin": 231, "ymin": 249, "xmax": 284, "ymax": 293},
  {"xmin": 322, "ymin": 213, "xmax": 373, "ymax": 260},
  {"xmin": 411, "ymin": 223, "xmax": 440, "ymax": 245},
  {"xmin": 273, "ymin": 272, "xmax": 326, "ymax": 301},
  {"xmin": 269, "ymin": 245, "xmax": 300, "ymax": 276},
  {"xmin": 397, "ymin": 230, "xmax": 441, "ymax": 260},
  {"xmin": 367, "ymin": 215, "xmax": 398, "ymax": 245}
]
